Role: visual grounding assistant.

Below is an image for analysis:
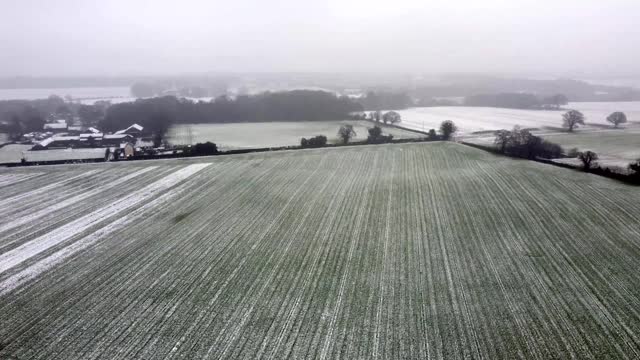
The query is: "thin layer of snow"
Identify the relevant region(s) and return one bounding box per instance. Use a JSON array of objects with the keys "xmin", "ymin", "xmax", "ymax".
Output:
[
  {"xmin": 0, "ymin": 173, "xmax": 43, "ymax": 187},
  {"xmin": 394, "ymin": 101, "xmax": 640, "ymax": 135},
  {"xmin": 0, "ymin": 167, "xmax": 157, "ymax": 235},
  {"xmin": 0, "ymin": 163, "xmax": 210, "ymax": 275},
  {"xmin": 0, "ymin": 170, "xmax": 100, "ymax": 213},
  {"xmin": 0, "ymin": 170, "xmax": 201, "ymax": 295},
  {"xmin": 25, "ymin": 148, "xmax": 107, "ymax": 162}
]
